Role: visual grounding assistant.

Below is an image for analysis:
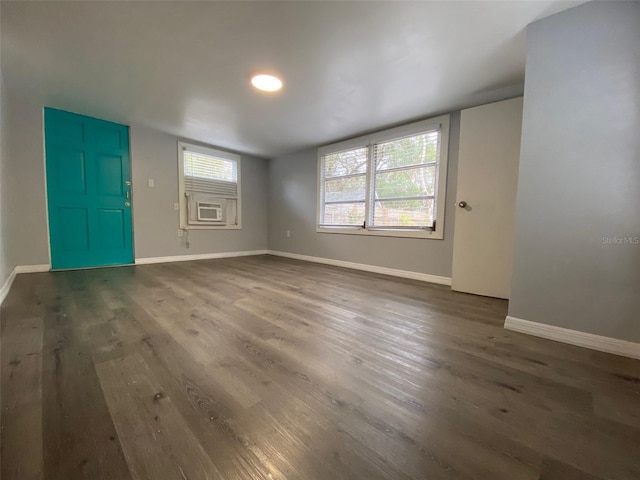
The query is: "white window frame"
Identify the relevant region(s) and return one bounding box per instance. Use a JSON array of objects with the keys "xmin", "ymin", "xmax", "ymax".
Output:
[
  {"xmin": 317, "ymin": 115, "xmax": 449, "ymax": 239},
  {"xmin": 178, "ymin": 141, "xmax": 242, "ymax": 230}
]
